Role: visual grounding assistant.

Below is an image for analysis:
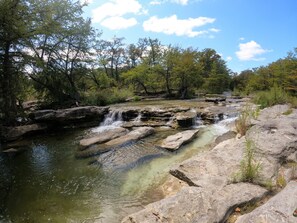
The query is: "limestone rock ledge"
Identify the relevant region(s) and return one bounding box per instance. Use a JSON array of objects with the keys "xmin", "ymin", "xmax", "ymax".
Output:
[
  {"xmin": 122, "ymin": 105, "xmax": 297, "ymax": 223},
  {"xmin": 236, "ymin": 181, "xmax": 297, "ymax": 223}
]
